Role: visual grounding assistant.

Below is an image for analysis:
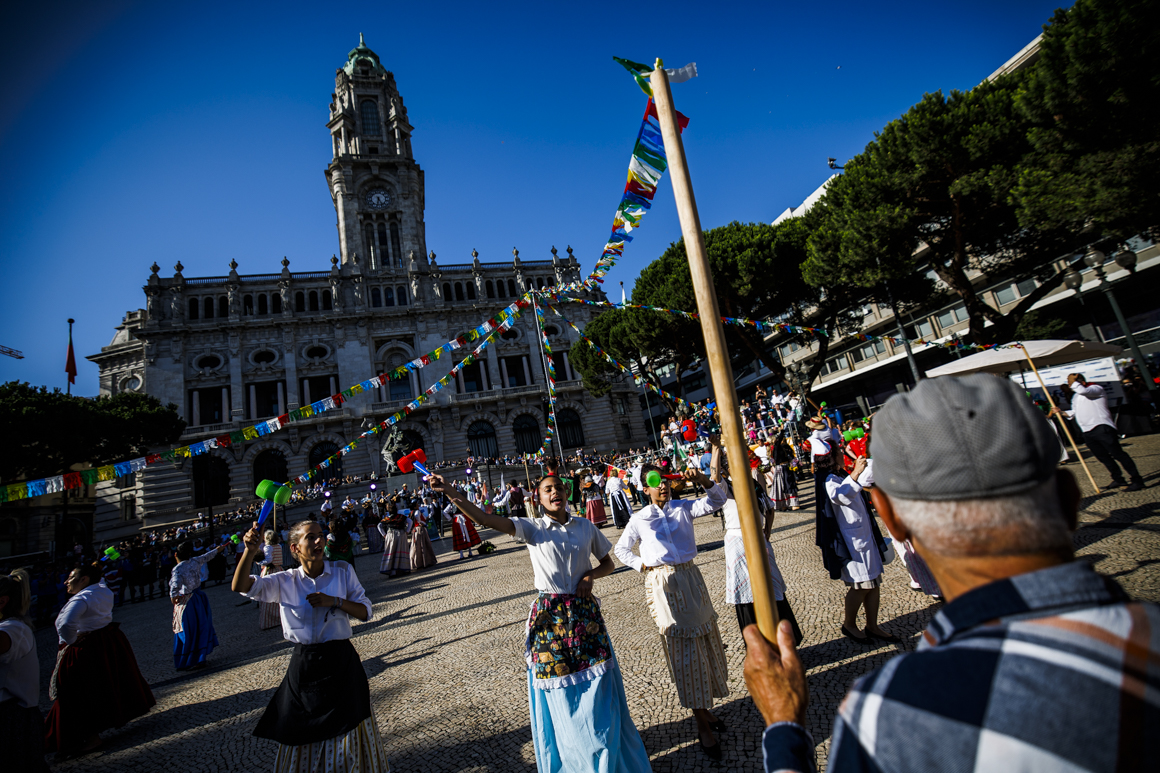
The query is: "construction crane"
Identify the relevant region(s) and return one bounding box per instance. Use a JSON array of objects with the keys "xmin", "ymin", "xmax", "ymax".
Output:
[{"xmin": 0, "ymin": 345, "xmax": 24, "ymax": 359}]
